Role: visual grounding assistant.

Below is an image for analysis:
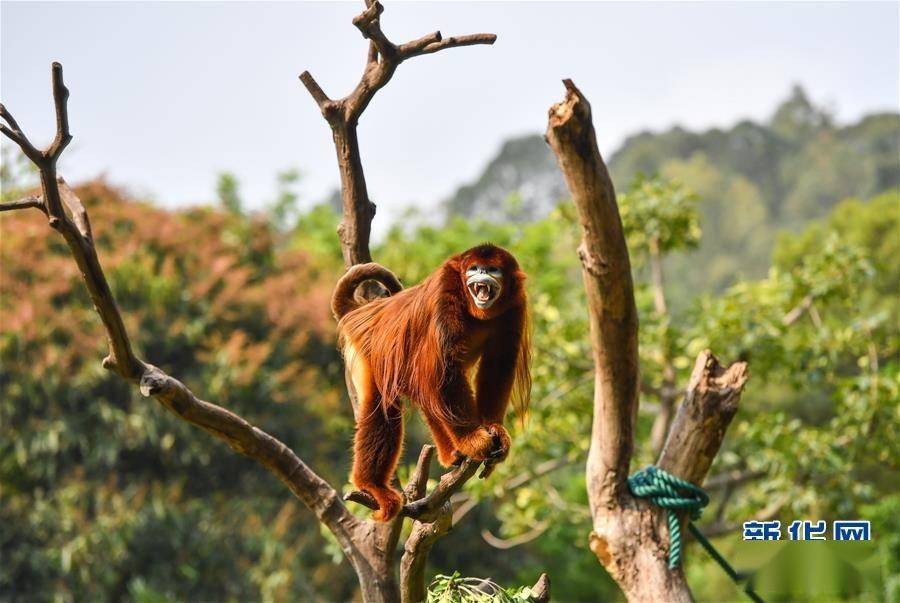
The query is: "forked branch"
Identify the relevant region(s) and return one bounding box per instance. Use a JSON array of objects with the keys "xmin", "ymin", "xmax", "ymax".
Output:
[
  {"xmin": 546, "ymin": 79, "xmax": 750, "ymax": 603},
  {"xmin": 302, "ymin": 0, "xmax": 496, "ymax": 124},
  {"xmin": 299, "ymin": 0, "xmax": 495, "ymax": 267},
  {"xmin": 344, "ymin": 447, "xmax": 483, "ymax": 521},
  {"xmin": 0, "ymin": 61, "xmax": 363, "ymax": 567}
]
